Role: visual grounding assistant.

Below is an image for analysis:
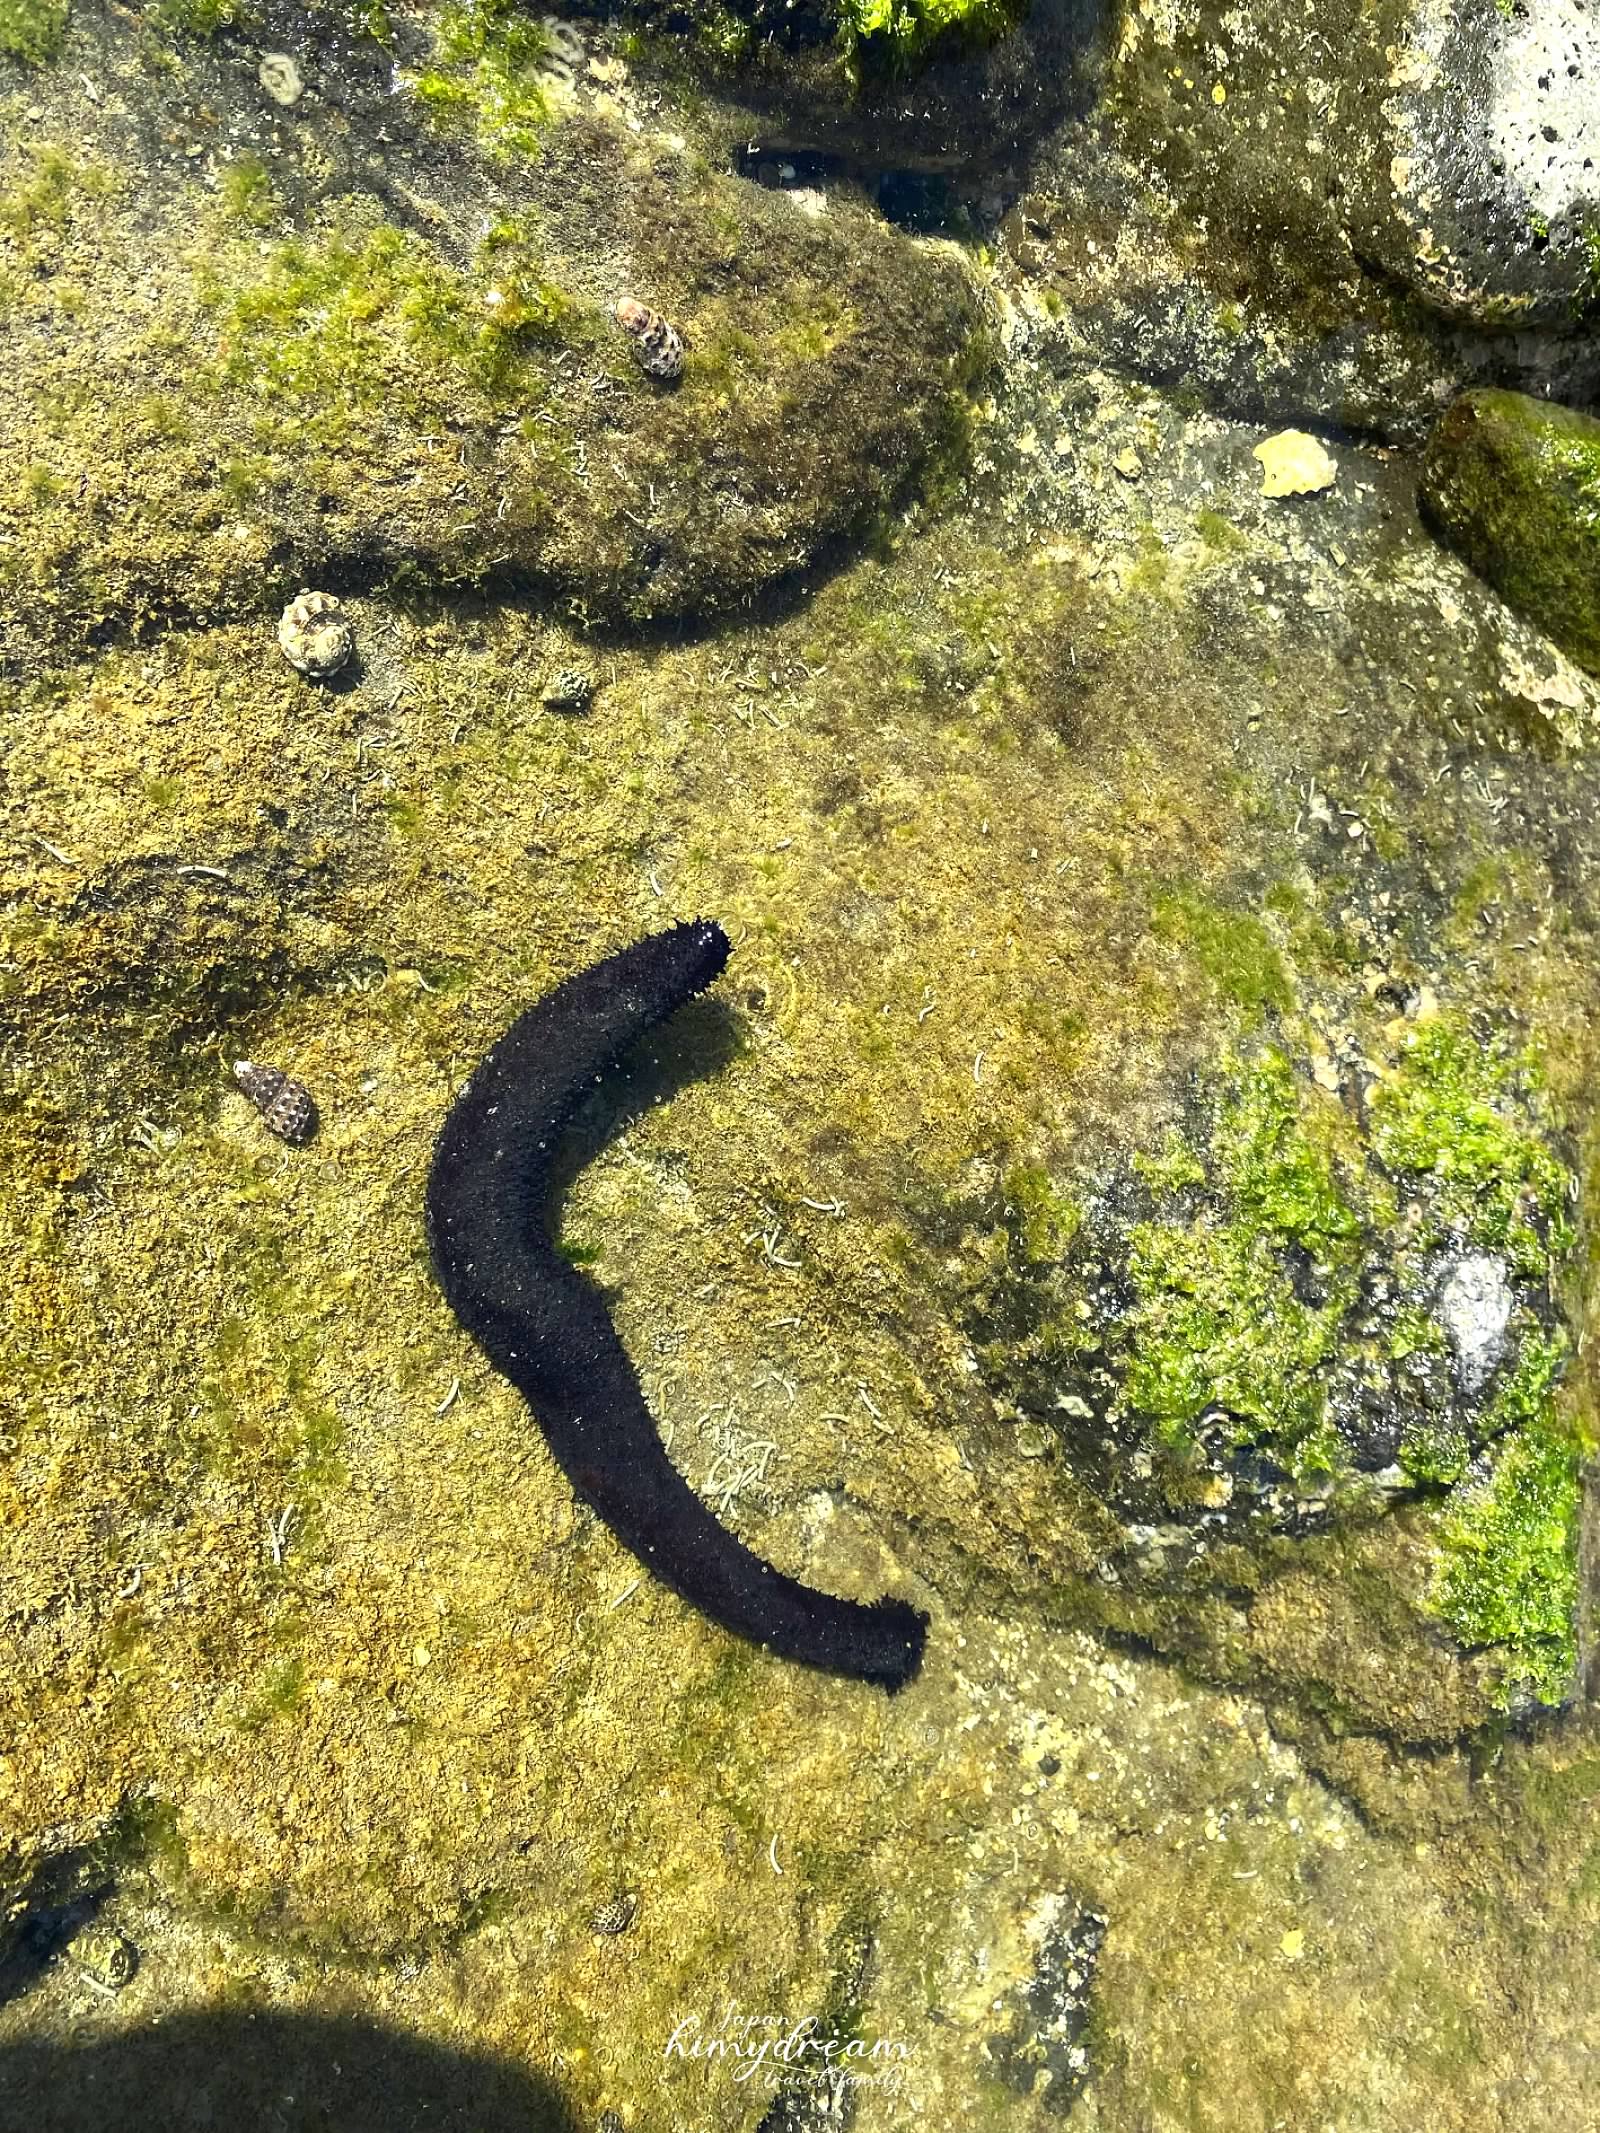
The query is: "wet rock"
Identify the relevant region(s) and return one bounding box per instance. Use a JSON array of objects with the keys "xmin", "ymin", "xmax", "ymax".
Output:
[
  {"xmin": 0, "ymin": 1843, "xmax": 114, "ymax": 2011},
  {"xmin": 1420, "ymin": 389, "xmax": 1600, "ymax": 677},
  {"xmin": 984, "ymin": 1894, "xmax": 1106, "ymax": 2112},
  {"xmin": 1376, "ymin": 0, "xmax": 1600, "ymax": 326},
  {"xmin": 0, "ymin": 2, "xmax": 984, "ymax": 669},
  {"xmin": 640, "ymin": 0, "xmax": 1111, "ymax": 170},
  {"xmin": 1011, "ymin": 0, "xmax": 1600, "ymax": 443}
]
